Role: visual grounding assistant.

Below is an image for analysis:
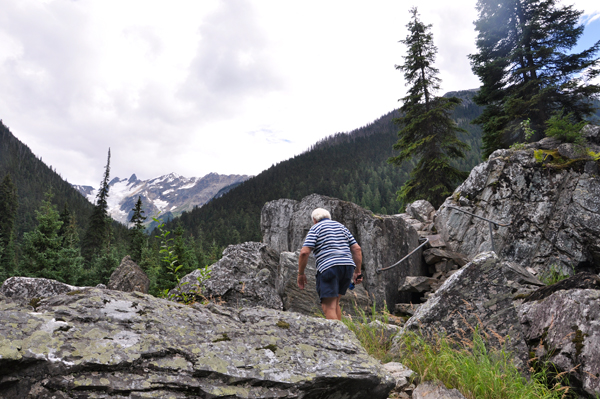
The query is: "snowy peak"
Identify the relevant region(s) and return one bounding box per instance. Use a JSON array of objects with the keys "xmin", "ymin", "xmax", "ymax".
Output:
[{"xmin": 73, "ymin": 172, "xmax": 250, "ymax": 225}]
